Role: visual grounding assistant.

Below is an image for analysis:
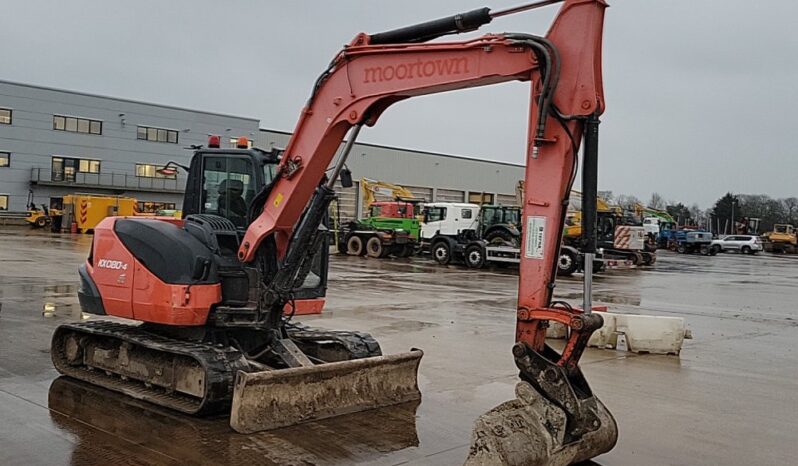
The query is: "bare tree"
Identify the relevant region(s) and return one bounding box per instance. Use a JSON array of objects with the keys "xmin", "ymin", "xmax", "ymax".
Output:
[
  {"xmin": 648, "ymin": 192, "xmax": 665, "ymax": 210},
  {"xmin": 615, "ymin": 194, "xmax": 641, "ymax": 211},
  {"xmin": 598, "ymin": 190, "xmax": 614, "ymax": 203},
  {"xmin": 688, "ymin": 203, "xmax": 703, "ymax": 227},
  {"xmin": 783, "ymin": 197, "xmax": 798, "ymax": 225}
]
